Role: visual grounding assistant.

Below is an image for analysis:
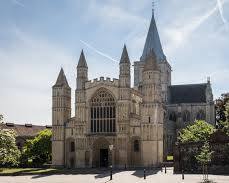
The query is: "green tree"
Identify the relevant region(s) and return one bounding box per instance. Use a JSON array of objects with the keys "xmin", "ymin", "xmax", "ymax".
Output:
[
  {"xmin": 22, "ymin": 129, "xmax": 52, "ymax": 166},
  {"xmin": 178, "ymin": 120, "xmax": 215, "ymax": 143},
  {"xmin": 222, "ymin": 100, "xmax": 229, "ymax": 135},
  {"xmin": 0, "ymin": 129, "xmax": 21, "ymax": 167},
  {"xmin": 215, "ymin": 93, "xmax": 229, "ymax": 135},
  {"xmin": 196, "ymin": 142, "xmax": 214, "ymax": 182}
]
